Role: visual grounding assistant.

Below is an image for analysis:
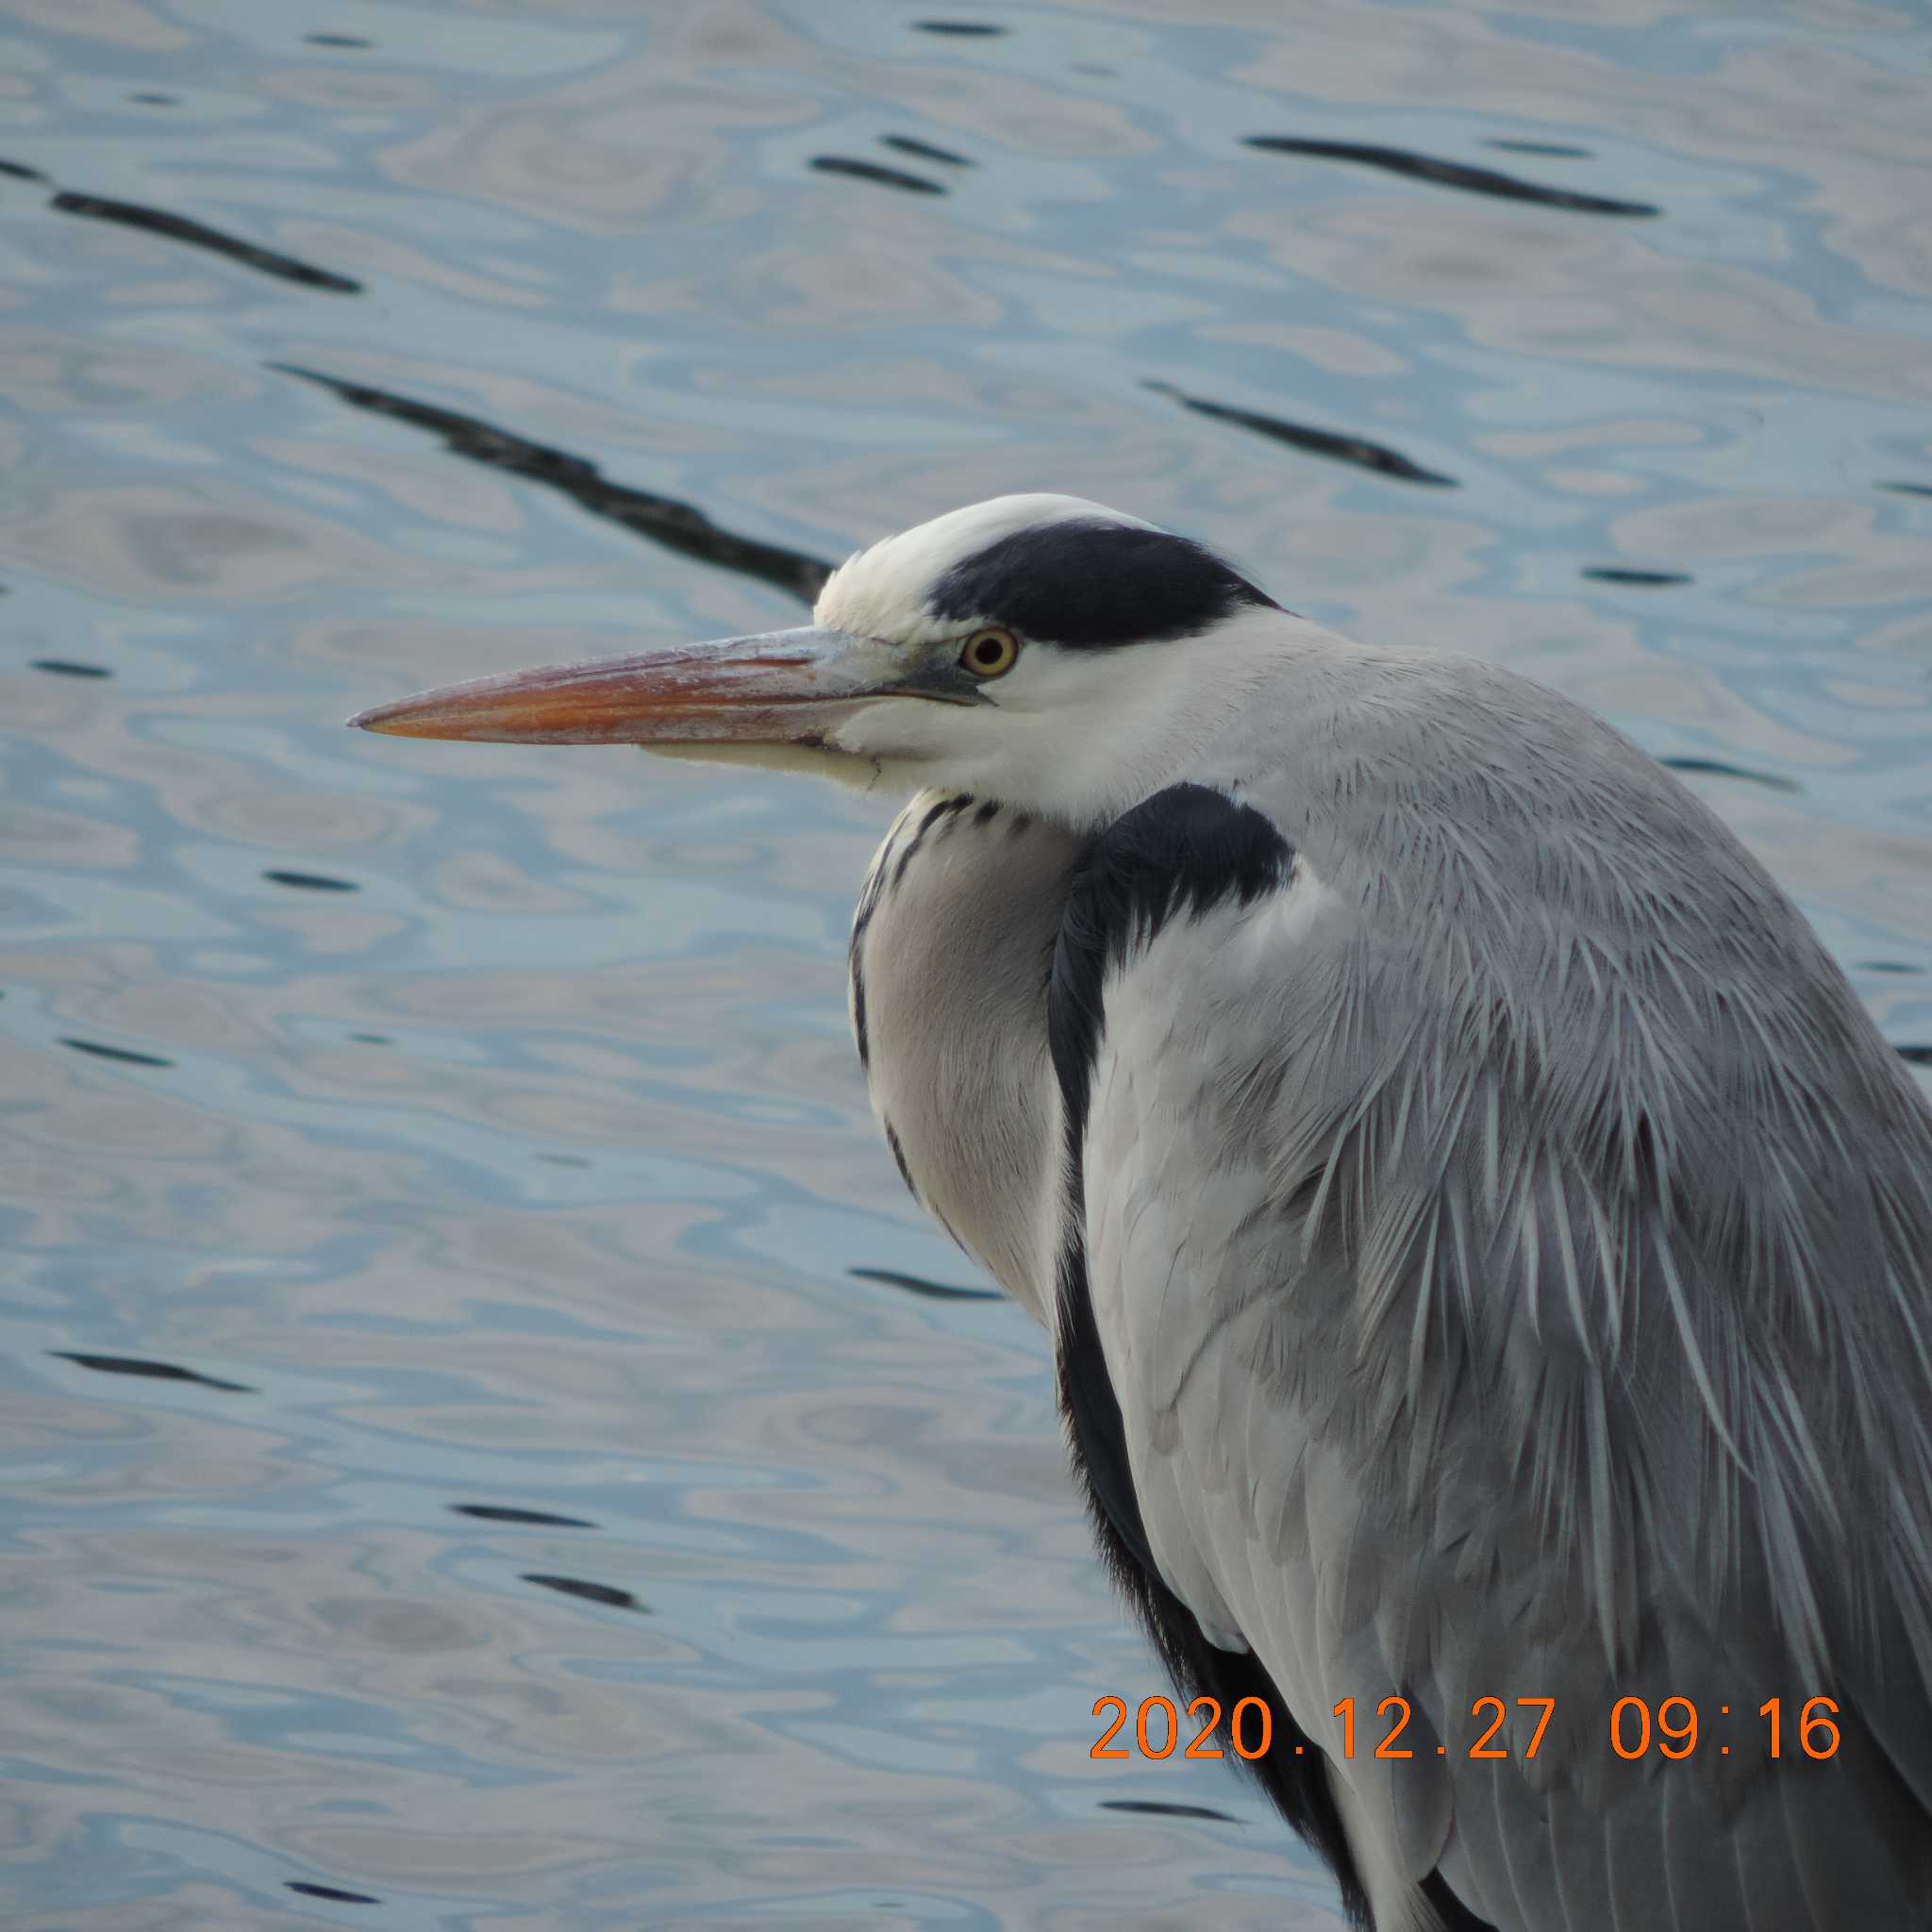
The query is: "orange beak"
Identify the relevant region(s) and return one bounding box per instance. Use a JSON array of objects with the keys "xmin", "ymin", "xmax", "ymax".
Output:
[{"xmin": 347, "ymin": 626, "xmax": 889, "ymax": 748}]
